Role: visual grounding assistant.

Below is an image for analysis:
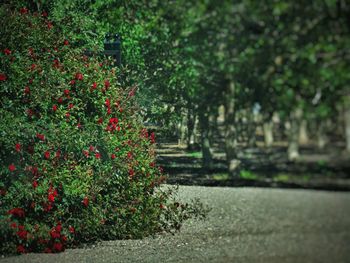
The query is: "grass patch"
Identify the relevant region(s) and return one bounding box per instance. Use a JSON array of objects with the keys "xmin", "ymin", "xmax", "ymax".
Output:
[
  {"xmin": 239, "ymin": 170, "xmax": 258, "ymax": 180},
  {"xmin": 274, "ymin": 174, "xmax": 290, "ymax": 182},
  {"xmin": 186, "ymin": 151, "xmax": 202, "ymax": 158},
  {"xmin": 213, "ymin": 173, "xmax": 229, "ymax": 181}
]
